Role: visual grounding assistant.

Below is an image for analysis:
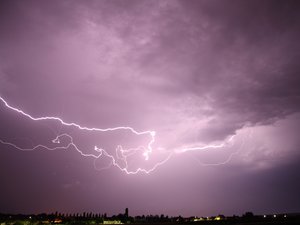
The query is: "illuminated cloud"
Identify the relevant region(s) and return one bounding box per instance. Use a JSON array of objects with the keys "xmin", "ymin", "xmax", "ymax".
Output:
[{"xmin": 0, "ymin": 0, "xmax": 300, "ymax": 216}]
